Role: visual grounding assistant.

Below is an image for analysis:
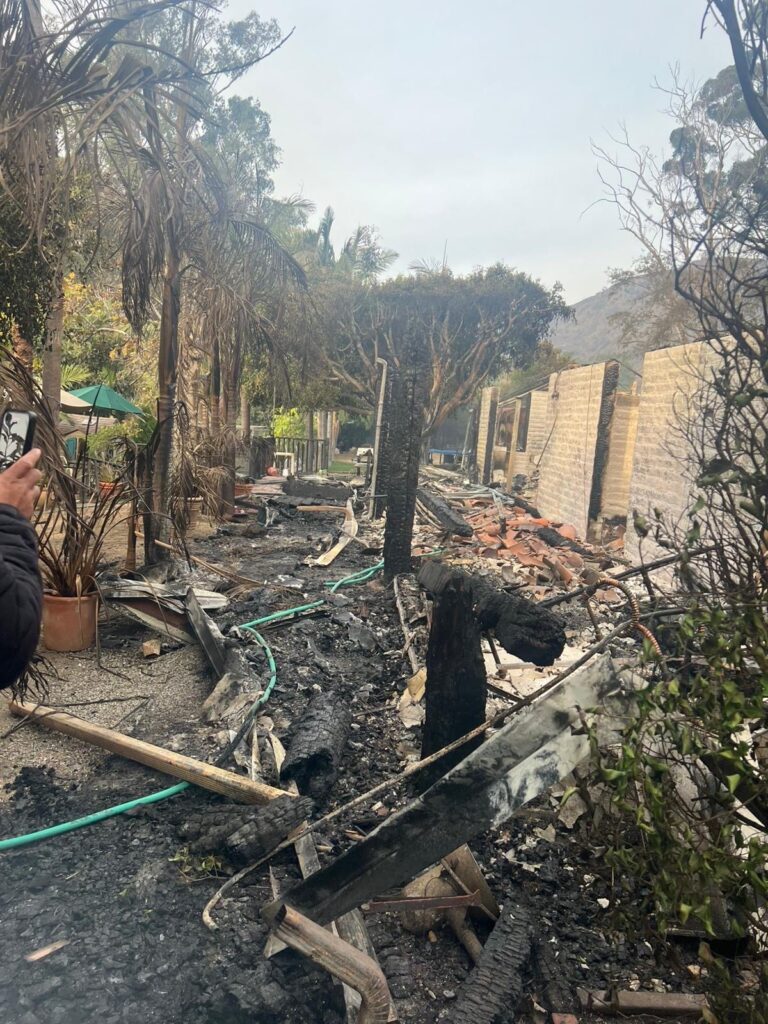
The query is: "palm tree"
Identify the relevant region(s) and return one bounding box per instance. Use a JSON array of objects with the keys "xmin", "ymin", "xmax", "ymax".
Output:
[{"xmin": 0, "ymin": 0, "xmax": 207, "ymax": 418}]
